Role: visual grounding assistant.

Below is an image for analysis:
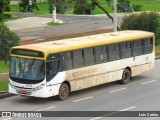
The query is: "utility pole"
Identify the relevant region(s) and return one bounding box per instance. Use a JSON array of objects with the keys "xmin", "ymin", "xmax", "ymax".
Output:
[
  {"xmin": 52, "ymin": 0, "xmax": 56, "ymax": 23},
  {"xmin": 29, "ymin": 0, "xmax": 32, "ymax": 13},
  {"xmin": 113, "ymin": 0, "xmax": 117, "ymax": 32}
]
